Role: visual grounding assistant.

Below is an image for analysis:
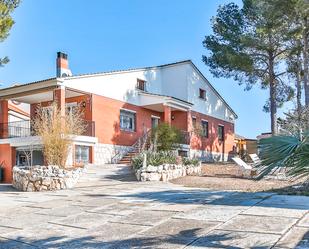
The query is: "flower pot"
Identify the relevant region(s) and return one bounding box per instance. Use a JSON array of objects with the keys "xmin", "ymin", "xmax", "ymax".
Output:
[{"xmin": 0, "ymin": 168, "xmax": 3, "ymax": 182}]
